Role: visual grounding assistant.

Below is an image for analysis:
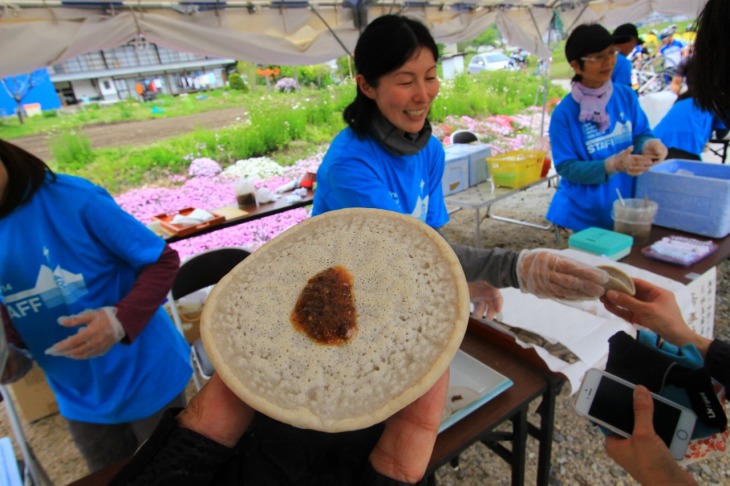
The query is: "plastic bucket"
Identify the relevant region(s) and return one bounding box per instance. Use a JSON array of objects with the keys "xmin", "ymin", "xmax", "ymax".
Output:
[{"xmin": 612, "ymin": 198, "xmax": 658, "ymax": 245}]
